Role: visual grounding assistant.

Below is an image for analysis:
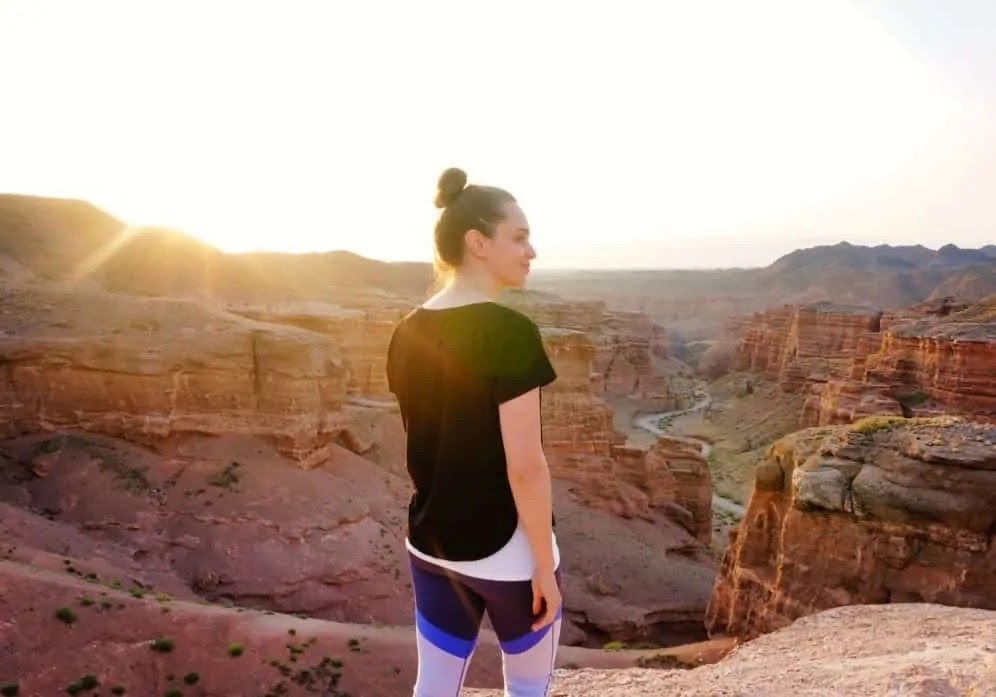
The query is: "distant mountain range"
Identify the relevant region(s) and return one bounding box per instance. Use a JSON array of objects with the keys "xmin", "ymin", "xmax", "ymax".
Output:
[
  {"xmin": 1, "ymin": 194, "xmax": 993, "ymax": 312},
  {"xmin": 530, "ymin": 241, "xmax": 996, "ymax": 311}
]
